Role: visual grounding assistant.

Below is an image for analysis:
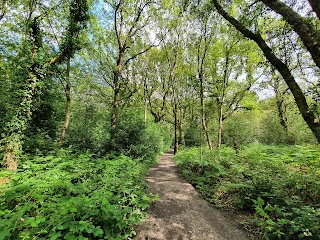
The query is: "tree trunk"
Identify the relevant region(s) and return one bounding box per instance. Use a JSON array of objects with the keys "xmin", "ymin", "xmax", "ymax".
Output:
[
  {"xmin": 260, "ymin": 0, "xmax": 320, "ymax": 70},
  {"xmin": 217, "ymin": 49, "xmax": 229, "ymax": 148},
  {"xmin": 2, "ymin": 71, "xmax": 38, "ymax": 170},
  {"xmin": 274, "ymin": 85, "xmax": 288, "ymax": 132},
  {"xmin": 110, "ymin": 72, "xmax": 120, "ymax": 151},
  {"xmin": 217, "ymin": 101, "xmax": 223, "ymax": 147},
  {"xmin": 179, "ymin": 114, "xmax": 185, "ymax": 146},
  {"xmin": 200, "ymin": 90, "xmax": 213, "ymax": 150},
  {"xmin": 275, "ymin": 97, "xmax": 288, "ymax": 132},
  {"xmin": 308, "ymin": 0, "xmax": 320, "ymax": 19},
  {"xmin": 173, "ymin": 87, "xmax": 179, "ymax": 155},
  {"xmin": 198, "ymin": 47, "xmax": 213, "ymax": 150},
  {"xmin": 59, "ymin": 56, "xmax": 71, "ymax": 145},
  {"xmin": 144, "ymin": 99, "xmax": 147, "ymax": 125},
  {"xmin": 212, "ymin": 0, "xmax": 320, "ymax": 143},
  {"xmin": 143, "ymin": 76, "xmax": 148, "ymax": 125},
  {"xmin": 3, "ymin": 14, "xmax": 39, "ymax": 170},
  {"xmin": 3, "ymin": 136, "xmax": 20, "ymax": 170}
]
